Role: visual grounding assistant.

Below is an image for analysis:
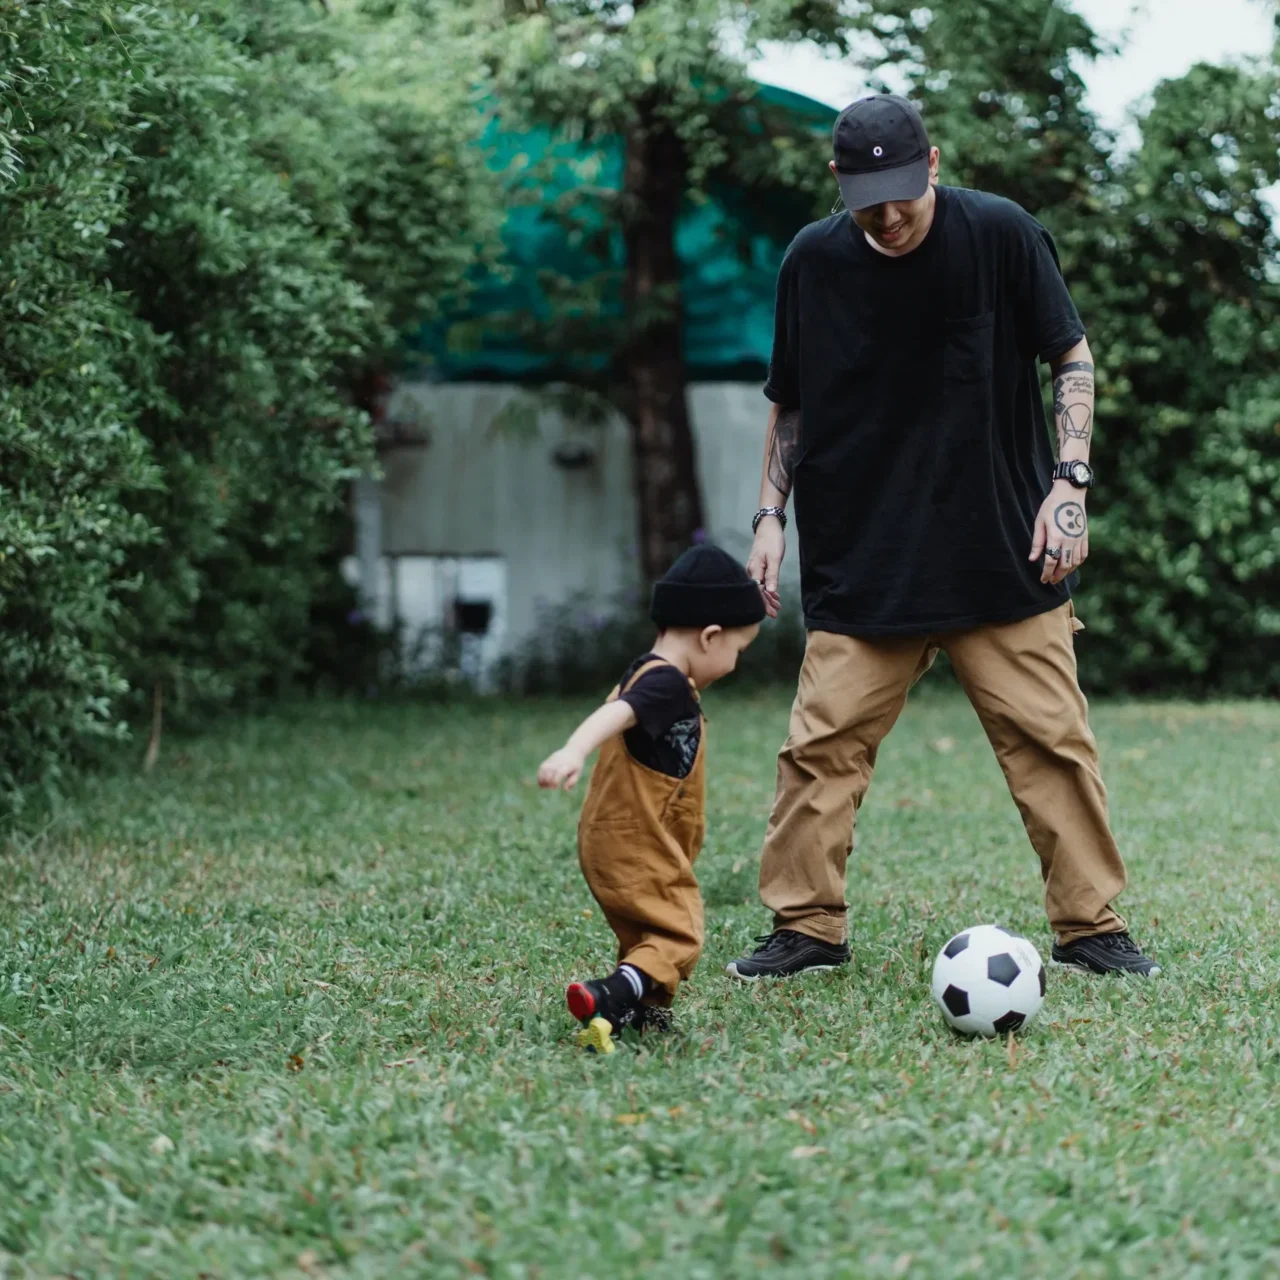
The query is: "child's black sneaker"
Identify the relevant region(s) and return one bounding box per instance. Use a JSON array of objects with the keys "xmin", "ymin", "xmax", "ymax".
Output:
[{"xmin": 566, "ymin": 978, "xmax": 639, "ymax": 1054}]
